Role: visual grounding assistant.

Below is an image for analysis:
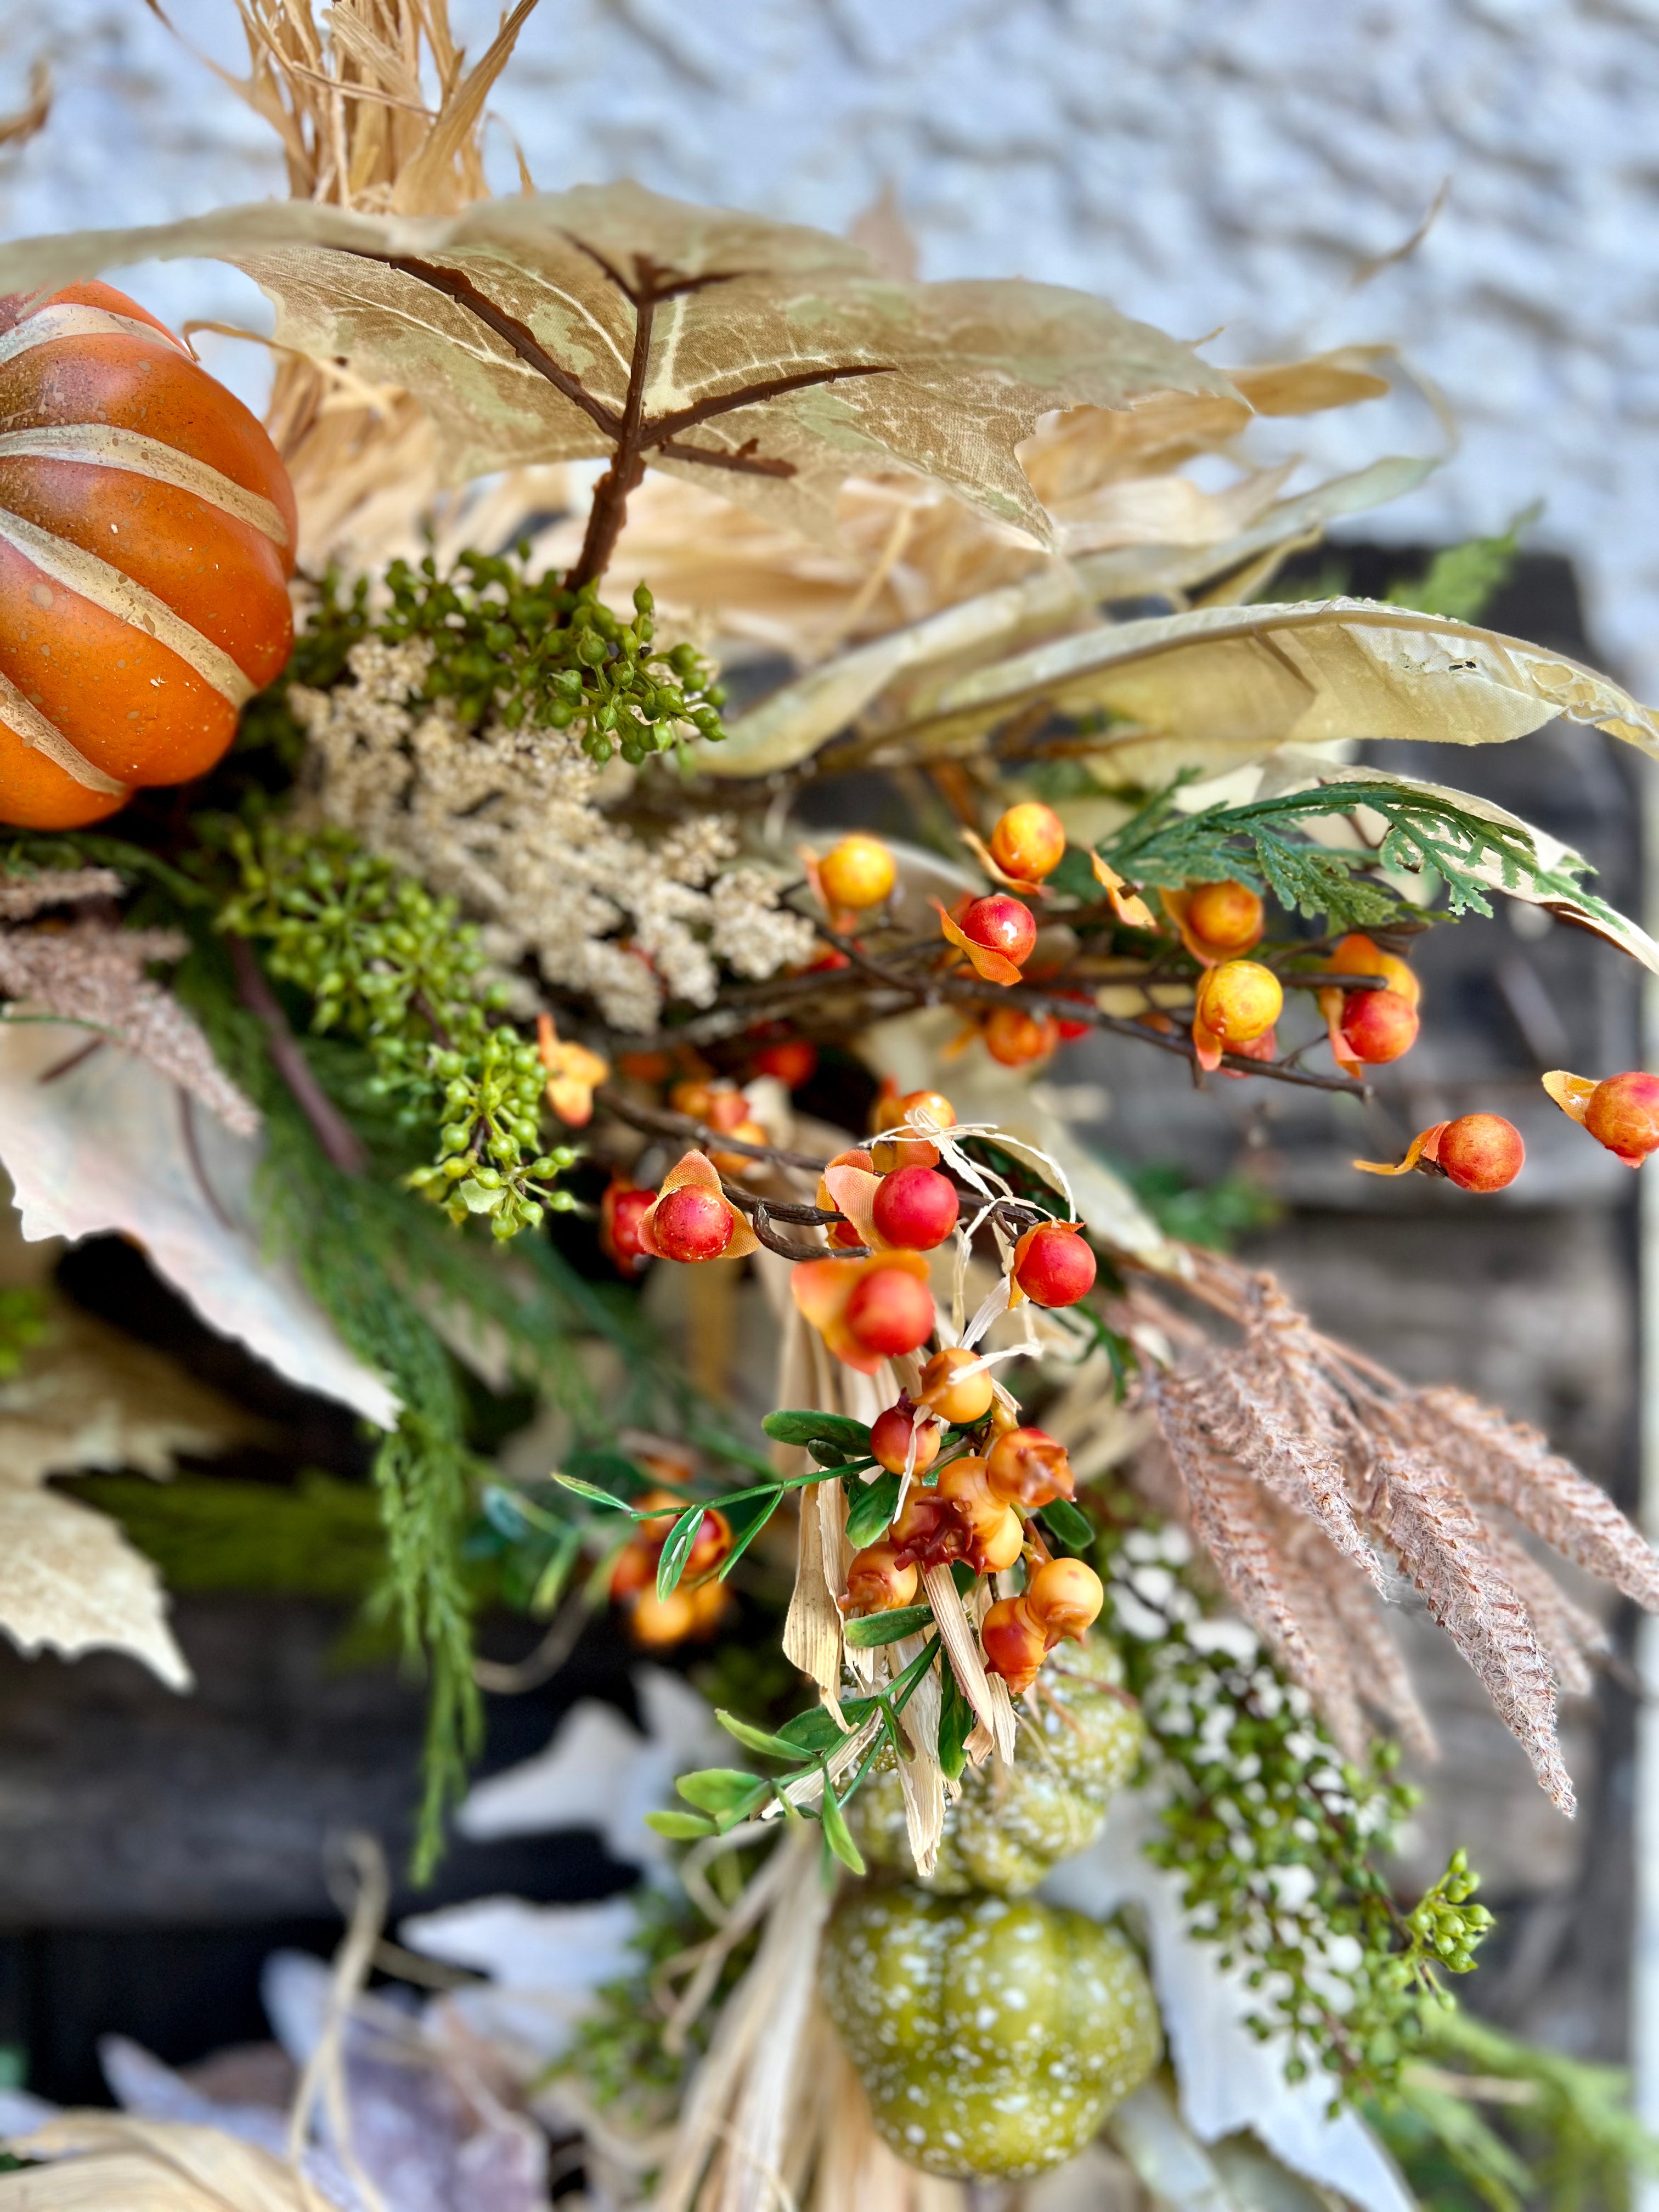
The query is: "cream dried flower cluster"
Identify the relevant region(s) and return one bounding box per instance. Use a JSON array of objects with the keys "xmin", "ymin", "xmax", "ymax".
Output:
[{"xmin": 292, "ymin": 639, "xmax": 816, "ymax": 1032}]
